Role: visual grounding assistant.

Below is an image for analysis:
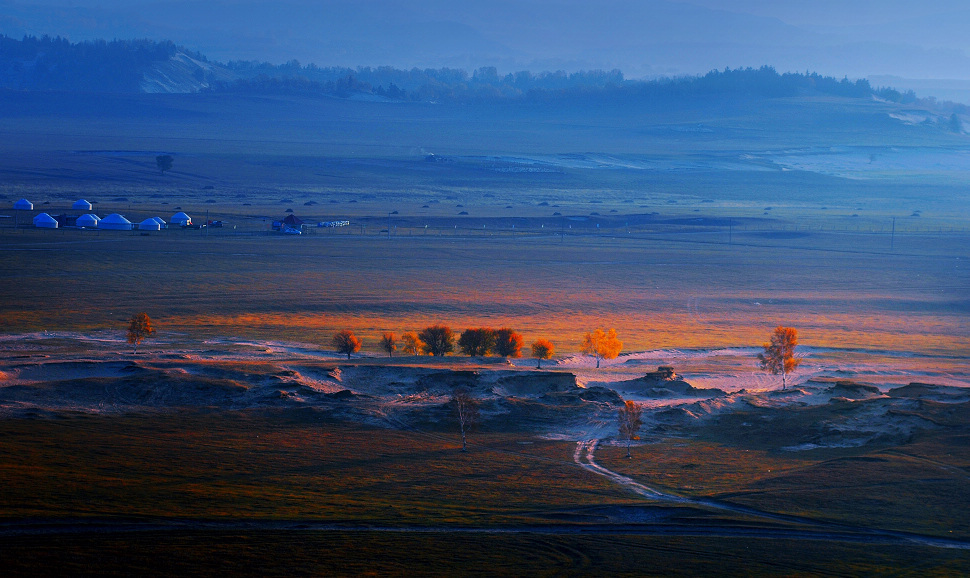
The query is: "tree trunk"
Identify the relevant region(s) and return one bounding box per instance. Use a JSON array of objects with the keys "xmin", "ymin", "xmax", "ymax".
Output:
[
  {"xmin": 537, "ymin": 359, "xmax": 541, "ymax": 369},
  {"xmin": 460, "ymin": 424, "xmax": 467, "ymax": 452},
  {"xmin": 626, "ymin": 439, "xmax": 632, "ymax": 458},
  {"xmin": 782, "ymin": 370, "xmax": 787, "ymax": 390},
  {"xmin": 596, "ymin": 355, "xmax": 600, "ymax": 368}
]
